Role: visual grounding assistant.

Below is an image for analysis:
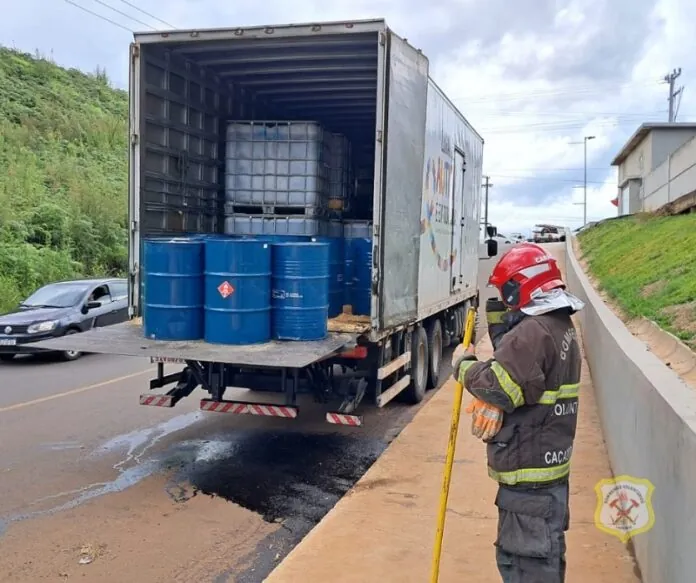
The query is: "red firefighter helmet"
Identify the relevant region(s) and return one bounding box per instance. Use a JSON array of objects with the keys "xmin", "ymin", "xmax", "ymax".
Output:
[{"xmin": 488, "ymin": 243, "xmax": 565, "ymax": 308}]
